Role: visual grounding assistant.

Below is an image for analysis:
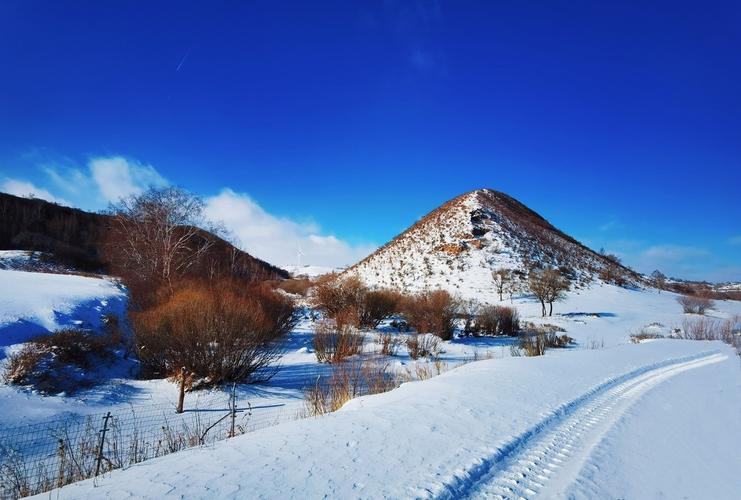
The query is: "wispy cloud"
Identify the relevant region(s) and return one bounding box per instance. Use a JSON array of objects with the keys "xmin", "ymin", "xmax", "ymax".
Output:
[
  {"xmin": 204, "ymin": 189, "xmax": 376, "ymax": 268},
  {"xmin": 729, "ymin": 235, "xmax": 741, "ymax": 246},
  {"xmin": 0, "ymin": 178, "xmax": 67, "ymax": 205},
  {"xmin": 5, "ymin": 156, "xmax": 168, "ymax": 208}
]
